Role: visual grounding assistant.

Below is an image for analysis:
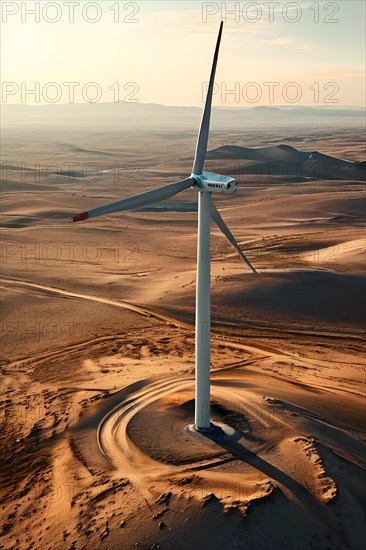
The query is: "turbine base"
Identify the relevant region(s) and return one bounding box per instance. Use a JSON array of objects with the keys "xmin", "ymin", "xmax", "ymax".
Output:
[{"xmin": 187, "ymin": 422, "xmax": 237, "ymax": 442}]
